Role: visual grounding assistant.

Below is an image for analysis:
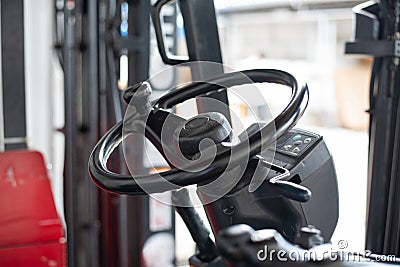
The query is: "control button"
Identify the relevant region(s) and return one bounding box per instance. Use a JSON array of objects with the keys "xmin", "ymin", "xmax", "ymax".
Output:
[
  {"xmin": 284, "ymin": 144, "xmax": 293, "ymax": 150},
  {"xmin": 292, "ymin": 147, "xmax": 301, "ymax": 154},
  {"xmin": 304, "ymin": 137, "xmax": 312, "ymax": 144},
  {"xmin": 292, "ymin": 134, "xmax": 302, "ymax": 141},
  {"xmin": 294, "ymin": 140, "xmax": 302, "ymax": 146}
]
